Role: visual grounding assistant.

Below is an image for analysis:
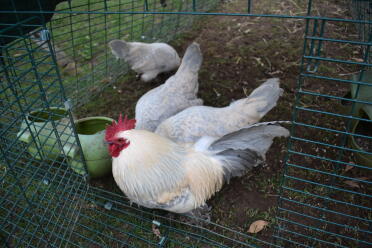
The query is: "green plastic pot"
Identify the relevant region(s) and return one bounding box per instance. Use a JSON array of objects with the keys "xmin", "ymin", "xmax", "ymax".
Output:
[
  {"xmin": 351, "ymin": 71, "xmax": 372, "ymax": 101},
  {"xmin": 17, "ymin": 107, "xmax": 76, "ymax": 160},
  {"xmin": 349, "ymin": 105, "xmax": 372, "ymax": 168},
  {"xmin": 69, "ymin": 116, "xmax": 113, "ymax": 178},
  {"xmin": 340, "ymin": 71, "xmax": 372, "ymax": 115},
  {"xmin": 340, "ymin": 91, "xmax": 352, "ymax": 114}
]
